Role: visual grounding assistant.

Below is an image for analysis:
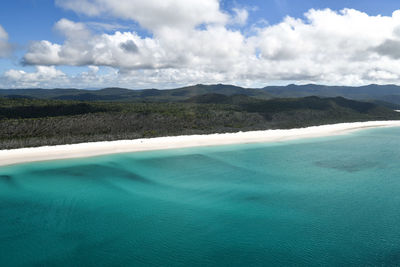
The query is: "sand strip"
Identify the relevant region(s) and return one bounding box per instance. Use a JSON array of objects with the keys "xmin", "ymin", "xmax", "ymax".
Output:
[{"xmin": 1, "ymin": 120, "xmax": 400, "ymax": 167}]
